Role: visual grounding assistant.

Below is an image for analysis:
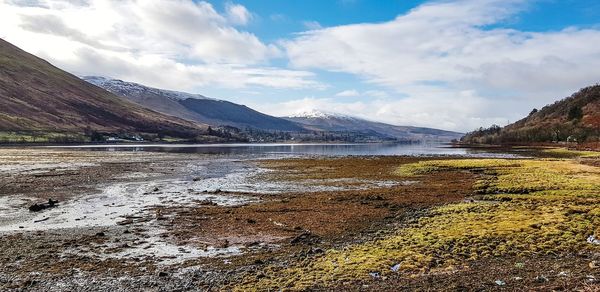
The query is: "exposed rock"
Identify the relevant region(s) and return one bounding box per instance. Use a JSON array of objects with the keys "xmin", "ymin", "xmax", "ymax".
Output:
[
  {"xmin": 290, "ymin": 232, "xmax": 321, "ymax": 245},
  {"xmin": 158, "ymin": 271, "xmax": 169, "ymax": 277},
  {"xmin": 198, "ymin": 200, "xmax": 218, "ymax": 206},
  {"xmin": 28, "ymin": 199, "xmax": 59, "ymax": 212}
]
